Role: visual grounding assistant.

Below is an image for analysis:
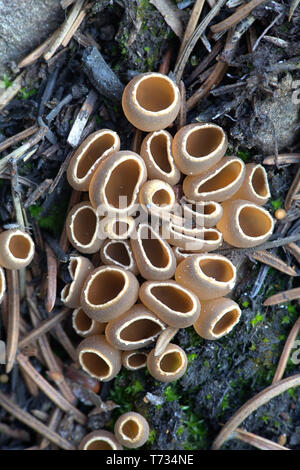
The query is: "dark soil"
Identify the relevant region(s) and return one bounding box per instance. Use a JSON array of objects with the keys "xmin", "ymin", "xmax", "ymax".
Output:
[{"xmin": 0, "ymin": 0, "xmax": 300, "ymax": 451}]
